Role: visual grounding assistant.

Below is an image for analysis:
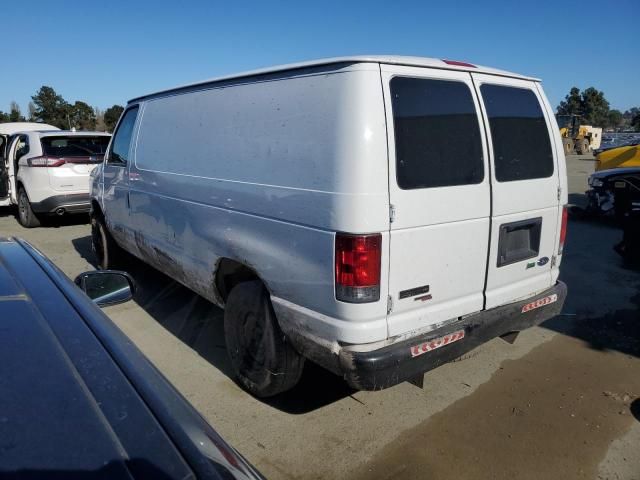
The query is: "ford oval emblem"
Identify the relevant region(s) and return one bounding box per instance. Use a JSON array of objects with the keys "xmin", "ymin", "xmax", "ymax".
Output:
[{"xmin": 537, "ymin": 257, "xmax": 549, "ymax": 266}]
